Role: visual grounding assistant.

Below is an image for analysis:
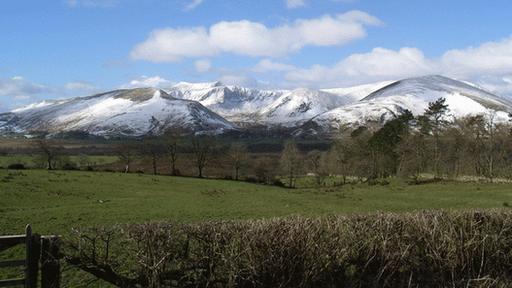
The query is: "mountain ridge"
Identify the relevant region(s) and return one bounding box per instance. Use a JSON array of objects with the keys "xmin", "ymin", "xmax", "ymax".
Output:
[{"xmin": 1, "ymin": 75, "xmax": 511, "ymax": 138}]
